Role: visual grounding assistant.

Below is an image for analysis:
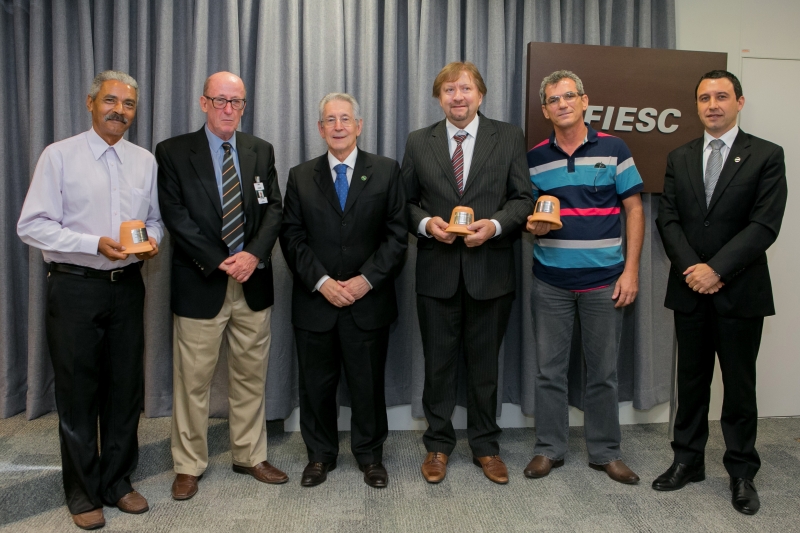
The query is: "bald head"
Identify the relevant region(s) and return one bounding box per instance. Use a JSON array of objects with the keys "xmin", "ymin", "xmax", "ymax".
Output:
[
  {"xmin": 203, "ymin": 71, "xmax": 246, "ymax": 98},
  {"xmin": 200, "ymin": 71, "xmax": 247, "ymax": 141}
]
